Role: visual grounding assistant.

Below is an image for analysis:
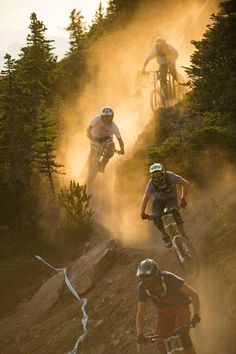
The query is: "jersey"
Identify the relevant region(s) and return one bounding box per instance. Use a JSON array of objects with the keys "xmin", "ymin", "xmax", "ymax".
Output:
[
  {"xmin": 138, "ymin": 271, "xmax": 191, "ymax": 310},
  {"xmin": 146, "ymin": 43, "xmax": 178, "ymax": 65},
  {"xmin": 145, "ymin": 171, "xmax": 184, "ymax": 200},
  {"xmin": 90, "ymin": 115, "xmax": 121, "ymax": 140}
]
